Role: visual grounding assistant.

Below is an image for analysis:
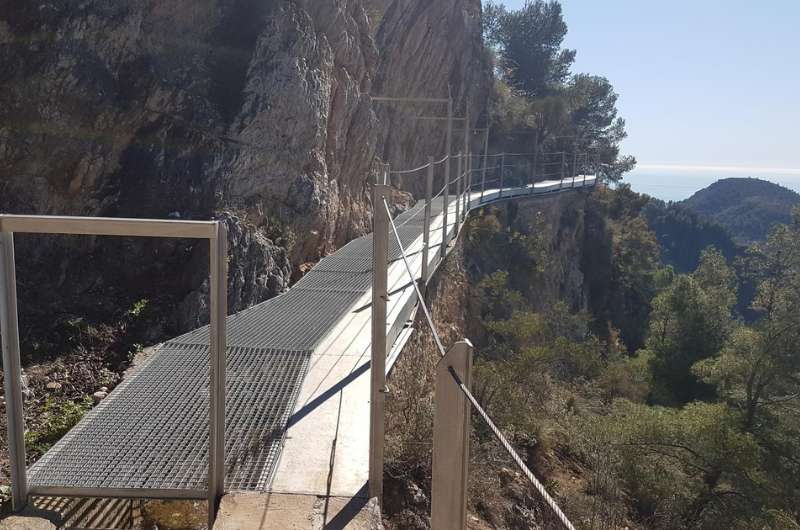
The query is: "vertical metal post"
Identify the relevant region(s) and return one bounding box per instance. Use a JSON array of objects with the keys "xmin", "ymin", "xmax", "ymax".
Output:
[
  {"xmin": 369, "ymin": 184, "xmax": 390, "ymax": 501},
  {"xmin": 499, "ymin": 153, "xmax": 505, "ymax": 198},
  {"xmin": 431, "ymin": 340, "xmax": 473, "ymax": 530},
  {"xmin": 572, "ymin": 146, "xmax": 578, "ymax": 181},
  {"xmin": 208, "ymin": 221, "xmax": 228, "ymax": 529},
  {"xmin": 480, "ymin": 127, "xmax": 489, "ymax": 203},
  {"xmin": 462, "ymin": 107, "xmax": 470, "ymax": 220},
  {"xmin": 560, "ymin": 151, "xmax": 566, "ymax": 189},
  {"xmin": 383, "ymin": 163, "xmax": 390, "ymax": 186},
  {"xmin": 531, "ymin": 130, "xmax": 539, "ymax": 195},
  {"xmin": 0, "ymin": 231, "xmax": 27, "ymax": 511},
  {"xmin": 422, "ymin": 158, "xmax": 434, "ymax": 285},
  {"xmin": 442, "ymin": 96, "xmax": 453, "ymax": 257},
  {"xmin": 455, "ymin": 152, "xmax": 462, "ymax": 225}
]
